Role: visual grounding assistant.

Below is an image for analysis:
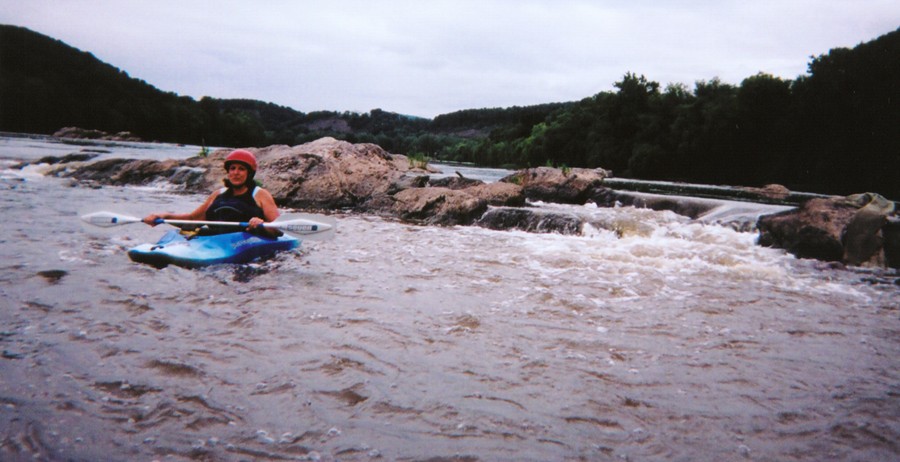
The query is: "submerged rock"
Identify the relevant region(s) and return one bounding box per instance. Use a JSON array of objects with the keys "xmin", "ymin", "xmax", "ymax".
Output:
[
  {"xmin": 11, "ymin": 152, "xmax": 99, "ymax": 169},
  {"xmin": 37, "ymin": 269, "xmax": 67, "ymax": 284},
  {"xmin": 477, "ymin": 207, "xmax": 583, "ymax": 235},
  {"xmin": 53, "ymin": 127, "xmax": 143, "ymax": 142},
  {"xmin": 591, "ymin": 188, "xmax": 719, "ymax": 219},
  {"xmin": 50, "ymin": 157, "xmax": 212, "ymax": 190}
]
